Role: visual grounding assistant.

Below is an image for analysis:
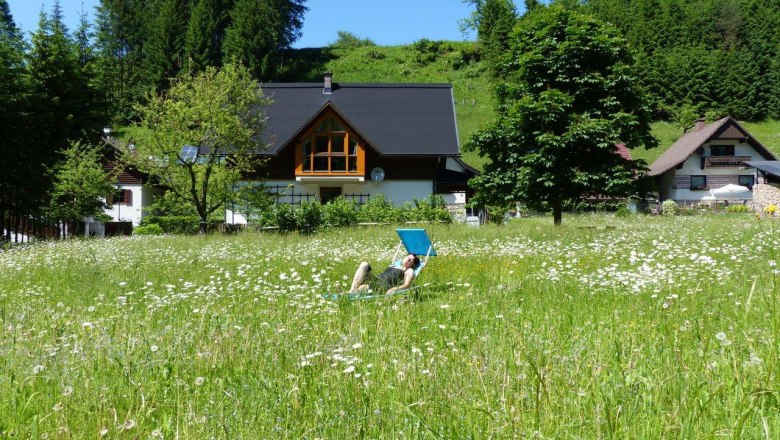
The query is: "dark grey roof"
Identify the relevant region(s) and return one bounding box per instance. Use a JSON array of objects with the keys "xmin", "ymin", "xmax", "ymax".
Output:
[
  {"xmin": 746, "ymin": 161, "xmax": 780, "ymax": 177},
  {"xmin": 258, "ymin": 83, "xmax": 460, "ymax": 156}
]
